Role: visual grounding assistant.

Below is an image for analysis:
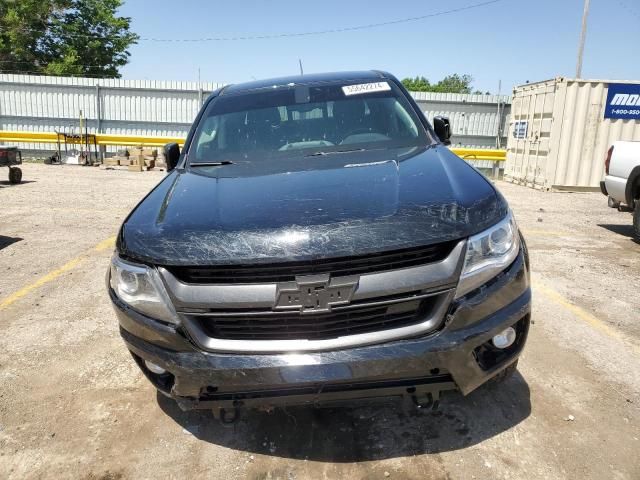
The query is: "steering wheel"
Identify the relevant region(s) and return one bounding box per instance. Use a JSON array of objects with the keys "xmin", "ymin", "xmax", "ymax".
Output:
[{"xmin": 342, "ymin": 127, "xmax": 372, "ymax": 139}]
